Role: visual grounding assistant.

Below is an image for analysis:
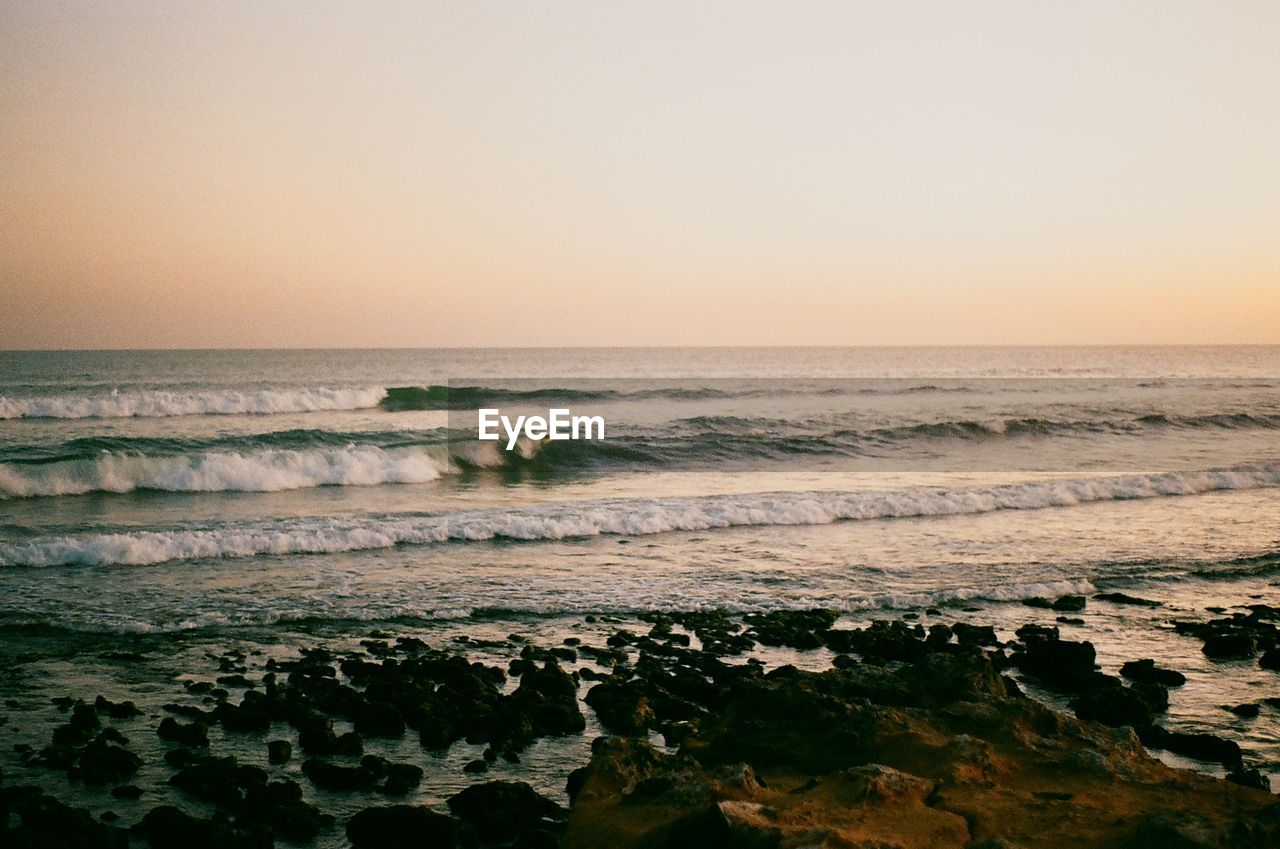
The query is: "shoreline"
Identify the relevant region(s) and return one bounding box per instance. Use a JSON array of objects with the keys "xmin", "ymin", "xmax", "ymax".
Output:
[{"xmin": 2, "ymin": 595, "xmax": 1278, "ymax": 848}]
